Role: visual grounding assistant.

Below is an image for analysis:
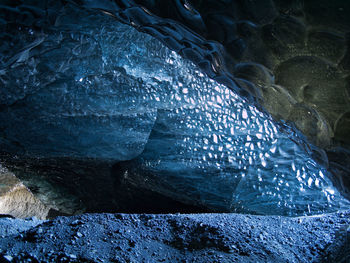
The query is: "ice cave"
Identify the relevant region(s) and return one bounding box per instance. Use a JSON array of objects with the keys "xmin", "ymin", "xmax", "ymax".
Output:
[{"xmin": 0, "ymin": 0, "xmax": 349, "ymax": 262}]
